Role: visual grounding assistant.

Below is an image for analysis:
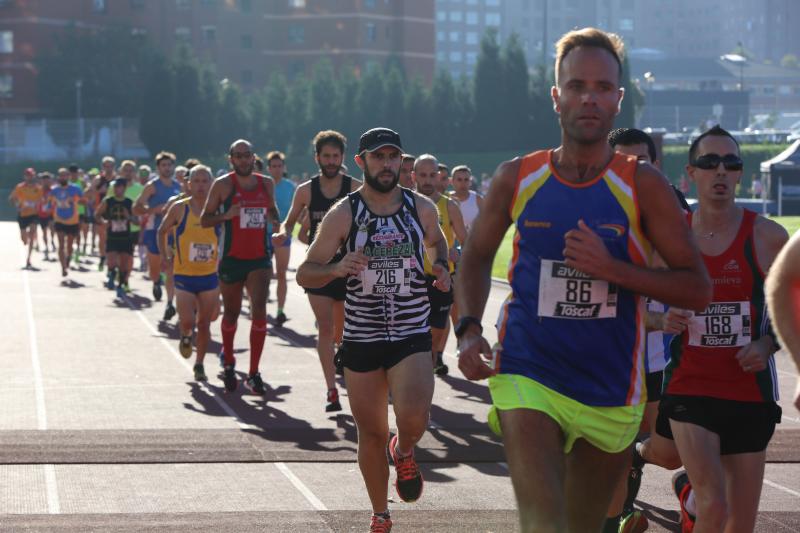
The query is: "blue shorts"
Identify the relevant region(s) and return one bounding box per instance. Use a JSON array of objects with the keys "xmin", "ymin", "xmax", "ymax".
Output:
[
  {"xmin": 279, "ymin": 236, "xmax": 291, "ymax": 248},
  {"xmin": 175, "ymin": 273, "xmax": 219, "ymax": 295},
  {"xmin": 143, "ymin": 229, "xmax": 159, "ymax": 255}
]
